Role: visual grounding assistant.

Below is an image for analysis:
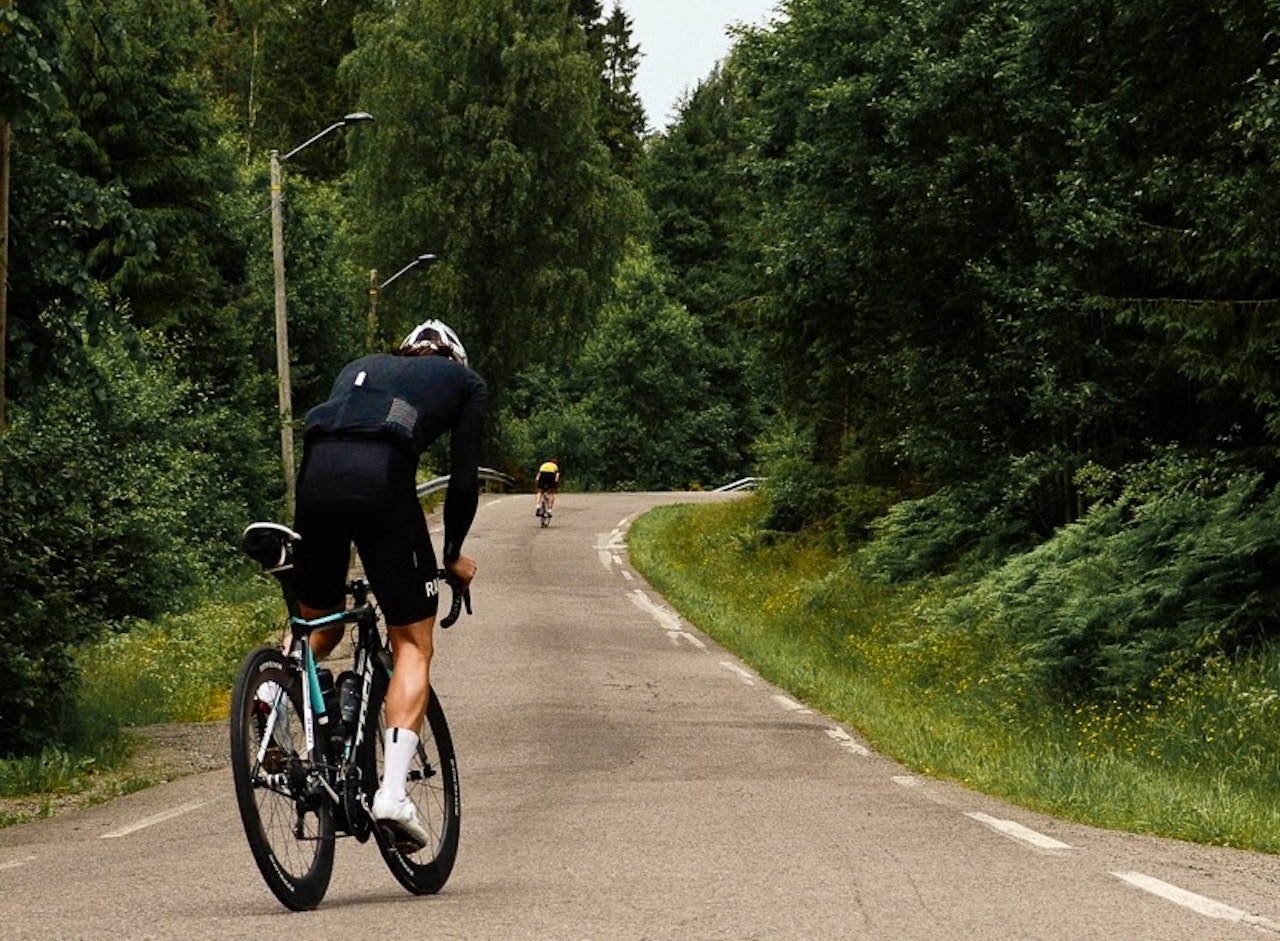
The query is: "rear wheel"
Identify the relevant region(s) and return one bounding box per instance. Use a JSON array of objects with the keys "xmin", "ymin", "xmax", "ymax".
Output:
[
  {"xmin": 361, "ymin": 668, "xmax": 460, "ymax": 894},
  {"xmin": 229, "ymin": 647, "xmax": 335, "ymax": 910}
]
